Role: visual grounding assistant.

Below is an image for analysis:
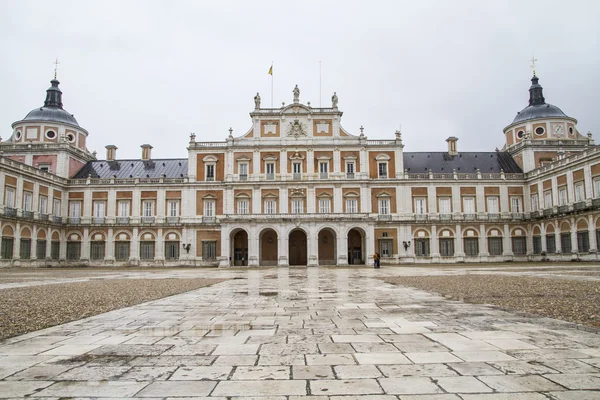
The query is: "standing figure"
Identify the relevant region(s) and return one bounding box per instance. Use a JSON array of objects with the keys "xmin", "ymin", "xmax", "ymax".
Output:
[
  {"xmin": 254, "ymin": 93, "xmax": 261, "ymax": 109},
  {"xmin": 293, "ymin": 85, "xmax": 300, "ymax": 103},
  {"xmin": 332, "ymin": 92, "xmax": 338, "ymax": 108}
]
